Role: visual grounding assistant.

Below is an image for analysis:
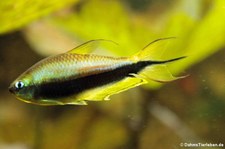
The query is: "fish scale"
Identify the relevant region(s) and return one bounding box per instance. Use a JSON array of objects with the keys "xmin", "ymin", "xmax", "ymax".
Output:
[{"xmin": 29, "ymin": 53, "xmax": 132, "ymax": 84}]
